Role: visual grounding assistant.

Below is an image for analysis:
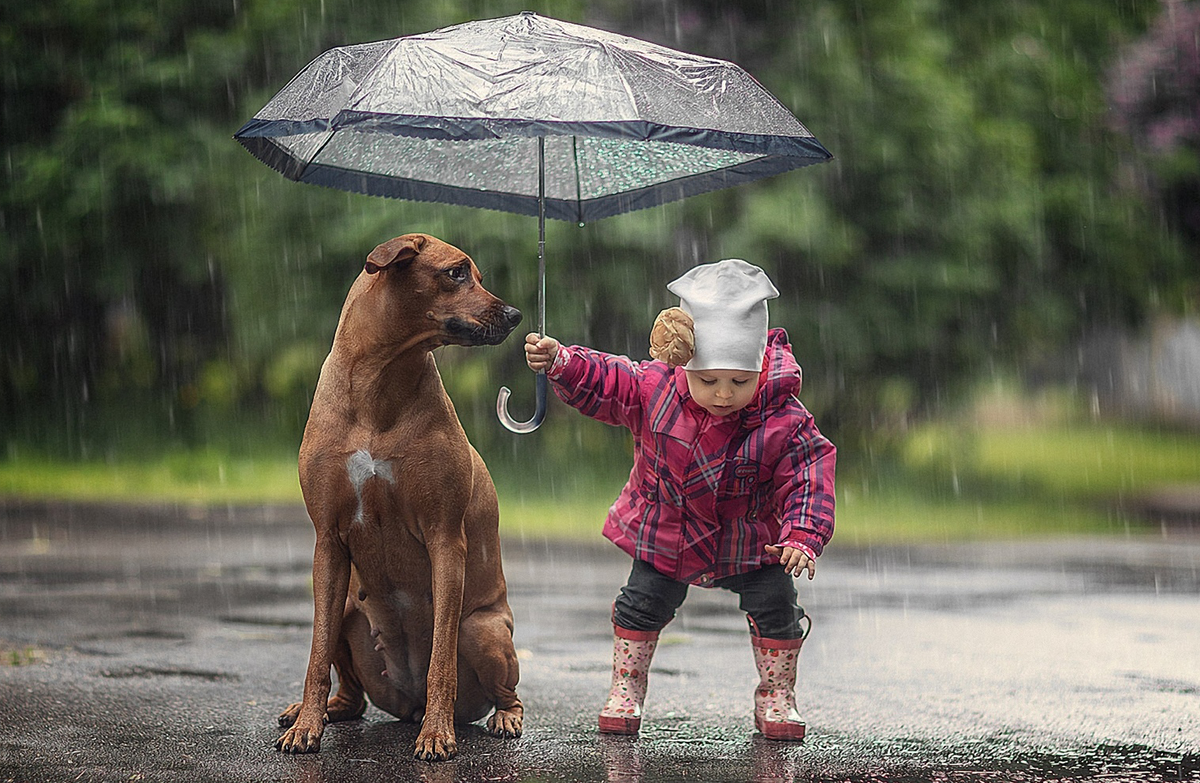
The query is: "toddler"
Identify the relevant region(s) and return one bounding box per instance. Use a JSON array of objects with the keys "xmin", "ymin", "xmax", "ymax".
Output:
[{"xmin": 524, "ymin": 259, "xmax": 835, "ymax": 740}]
